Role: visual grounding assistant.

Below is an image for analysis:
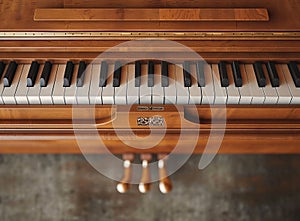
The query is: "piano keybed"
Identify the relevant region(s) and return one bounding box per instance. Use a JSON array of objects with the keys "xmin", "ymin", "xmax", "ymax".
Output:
[{"xmin": 0, "ymin": 60, "xmax": 299, "ymax": 105}]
